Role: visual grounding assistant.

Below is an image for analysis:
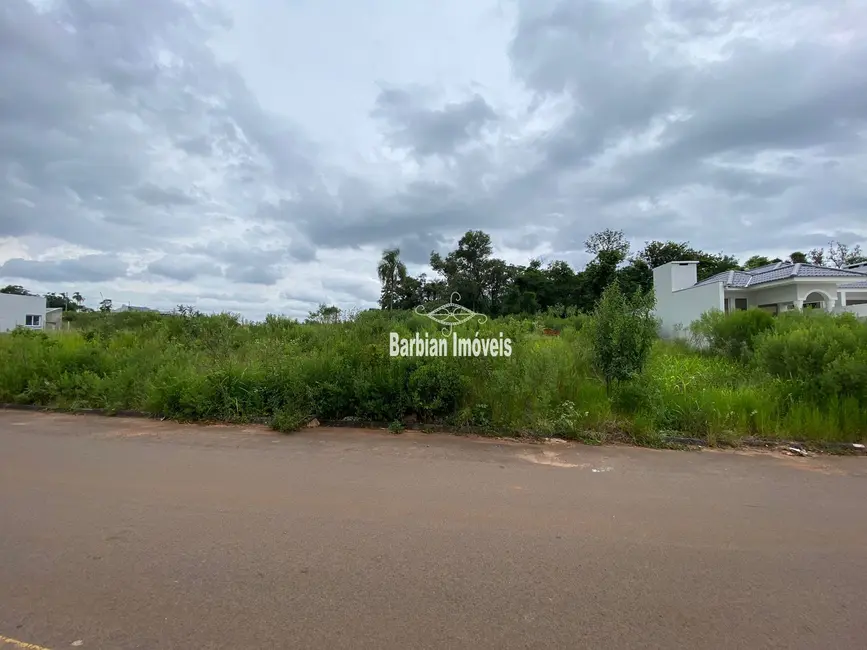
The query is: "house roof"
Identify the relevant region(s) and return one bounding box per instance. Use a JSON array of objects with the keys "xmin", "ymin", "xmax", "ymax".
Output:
[
  {"xmin": 694, "ymin": 262, "xmax": 867, "ymax": 289},
  {"xmin": 839, "ymin": 280, "xmax": 867, "ymax": 290}
]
